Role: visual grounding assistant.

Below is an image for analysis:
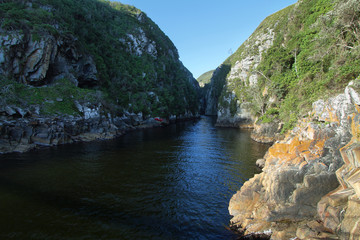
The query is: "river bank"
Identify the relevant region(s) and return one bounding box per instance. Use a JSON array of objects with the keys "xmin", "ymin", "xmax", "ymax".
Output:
[
  {"xmin": 0, "ymin": 107, "xmax": 200, "ymax": 154},
  {"xmin": 0, "ymin": 116, "xmax": 268, "ymax": 239}
]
